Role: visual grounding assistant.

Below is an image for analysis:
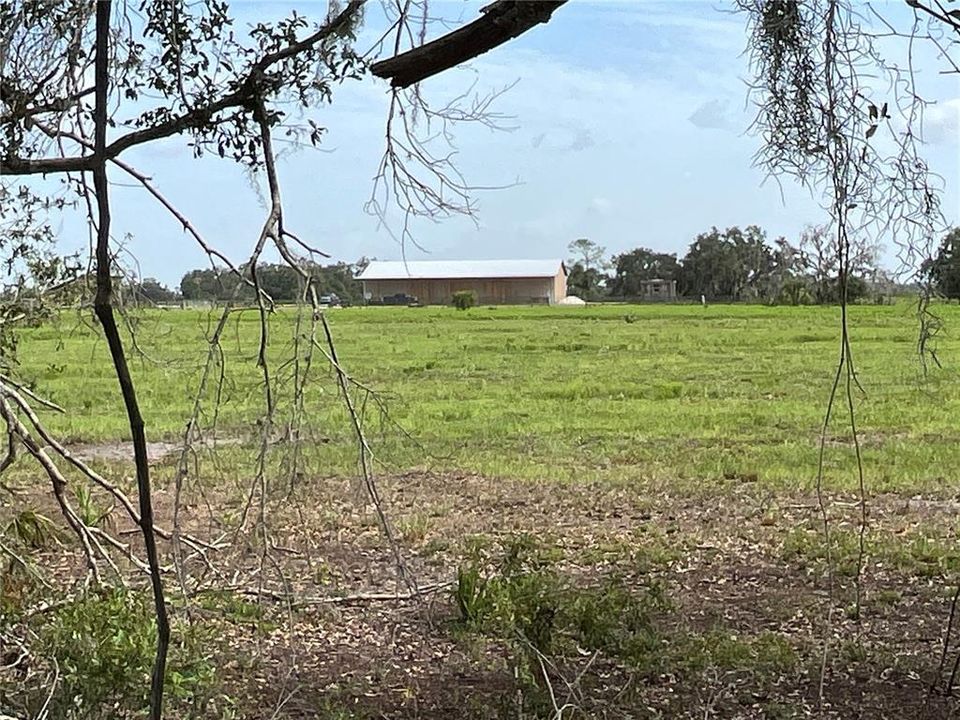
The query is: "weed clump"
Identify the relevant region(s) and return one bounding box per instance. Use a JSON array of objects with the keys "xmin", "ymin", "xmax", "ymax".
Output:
[
  {"xmin": 6, "ymin": 587, "xmax": 229, "ymax": 719},
  {"xmin": 454, "ymin": 534, "xmax": 668, "ymax": 666},
  {"xmin": 452, "ymin": 290, "xmax": 476, "ymax": 311}
]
